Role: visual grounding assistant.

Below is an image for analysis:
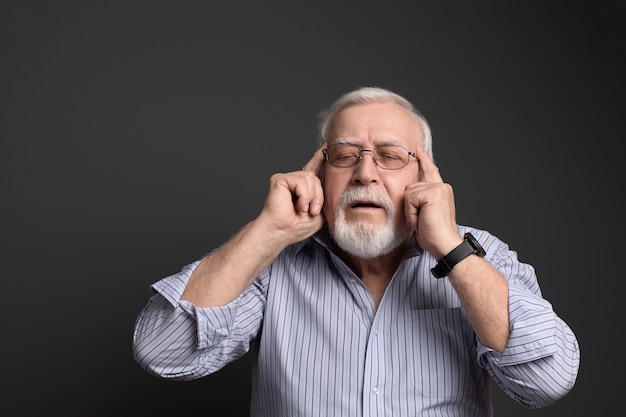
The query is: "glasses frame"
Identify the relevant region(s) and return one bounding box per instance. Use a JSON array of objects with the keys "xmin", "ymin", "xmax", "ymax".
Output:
[{"xmin": 322, "ymin": 143, "xmax": 417, "ymax": 170}]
